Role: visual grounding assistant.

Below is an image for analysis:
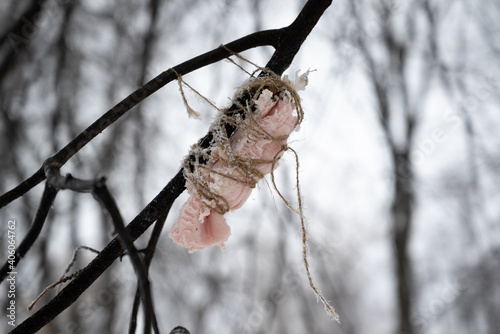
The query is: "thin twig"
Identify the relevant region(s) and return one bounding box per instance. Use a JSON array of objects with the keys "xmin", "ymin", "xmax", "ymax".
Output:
[
  {"xmin": 57, "ymin": 246, "xmax": 100, "ymax": 294},
  {"xmin": 1, "ymin": 169, "xmax": 106, "ymax": 283},
  {"xmin": 129, "ymin": 213, "xmax": 168, "ymax": 333},
  {"xmin": 61, "ymin": 246, "xmax": 100, "ymax": 278},
  {"xmin": 129, "ymin": 290, "xmax": 141, "ymax": 334},
  {"xmin": 17, "ymin": 168, "xmax": 160, "ymax": 332},
  {"xmin": 92, "ymin": 181, "xmax": 160, "ymax": 334},
  {"xmin": 28, "ymin": 246, "xmax": 100, "ymax": 311},
  {"xmin": 0, "ymin": 183, "xmax": 58, "ymax": 282},
  {"xmin": 28, "ymin": 268, "xmax": 85, "ymax": 311},
  {"xmin": 10, "ymin": 168, "xmax": 186, "ymax": 334}
]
